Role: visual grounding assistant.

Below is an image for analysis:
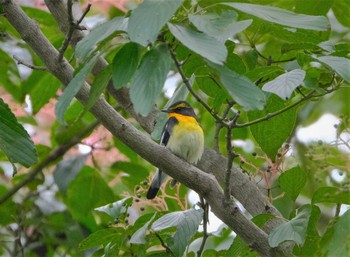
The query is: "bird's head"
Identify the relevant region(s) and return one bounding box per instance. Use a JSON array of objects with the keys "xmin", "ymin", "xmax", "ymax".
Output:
[{"xmin": 162, "ymin": 101, "xmax": 196, "ymax": 118}]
